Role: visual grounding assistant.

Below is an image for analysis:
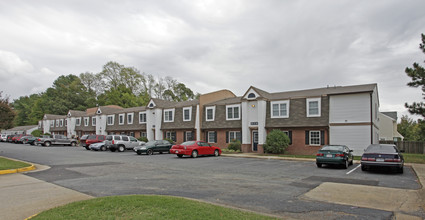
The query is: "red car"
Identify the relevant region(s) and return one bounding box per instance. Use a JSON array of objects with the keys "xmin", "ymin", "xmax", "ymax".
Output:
[
  {"xmin": 83, "ymin": 135, "xmax": 106, "ymax": 150},
  {"xmin": 170, "ymin": 141, "xmax": 221, "ymax": 158}
]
